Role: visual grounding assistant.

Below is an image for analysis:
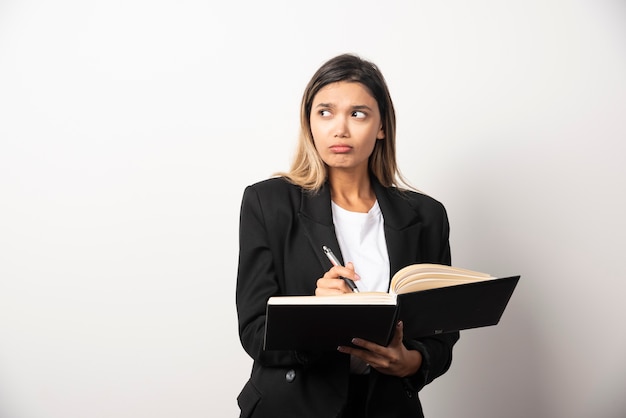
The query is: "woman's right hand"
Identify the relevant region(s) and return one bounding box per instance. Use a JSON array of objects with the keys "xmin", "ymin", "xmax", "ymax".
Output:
[{"xmin": 315, "ymin": 262, "xmax": 361, "ymax": 295}]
